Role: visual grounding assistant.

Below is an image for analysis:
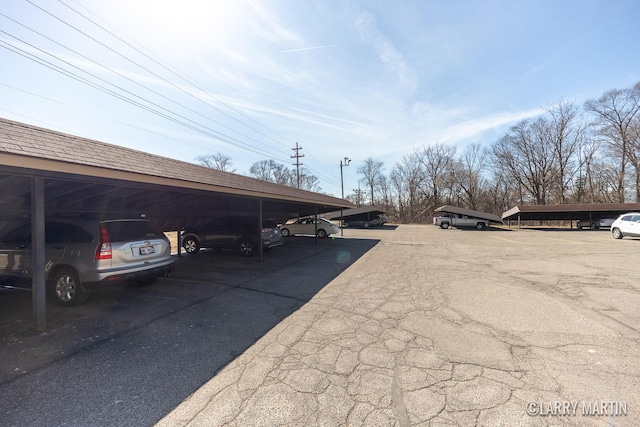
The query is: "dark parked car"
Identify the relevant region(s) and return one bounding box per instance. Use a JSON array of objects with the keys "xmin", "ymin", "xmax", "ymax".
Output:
[
  {"xmin": 576, "ymin": 218, "xmax": 615, "ymax": 230},
  {"xmin": 344, "ymin": 218, "xmax": 381, "ymax": 228},
  {"xmin": 0, "ymin": 218, "xmax": 174, "ymax": 306},
  {"xmin": 181, "ymin": 216, "xmax": 283, "ymax": 256}
]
